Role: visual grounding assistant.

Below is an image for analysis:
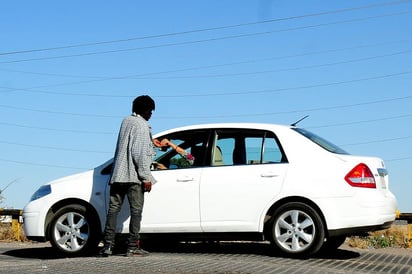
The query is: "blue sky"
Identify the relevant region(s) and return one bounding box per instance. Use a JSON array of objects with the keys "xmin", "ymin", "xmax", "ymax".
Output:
[{"xmin": 1, "ymin": 1, "xmax": 411, "ymax": 212}]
